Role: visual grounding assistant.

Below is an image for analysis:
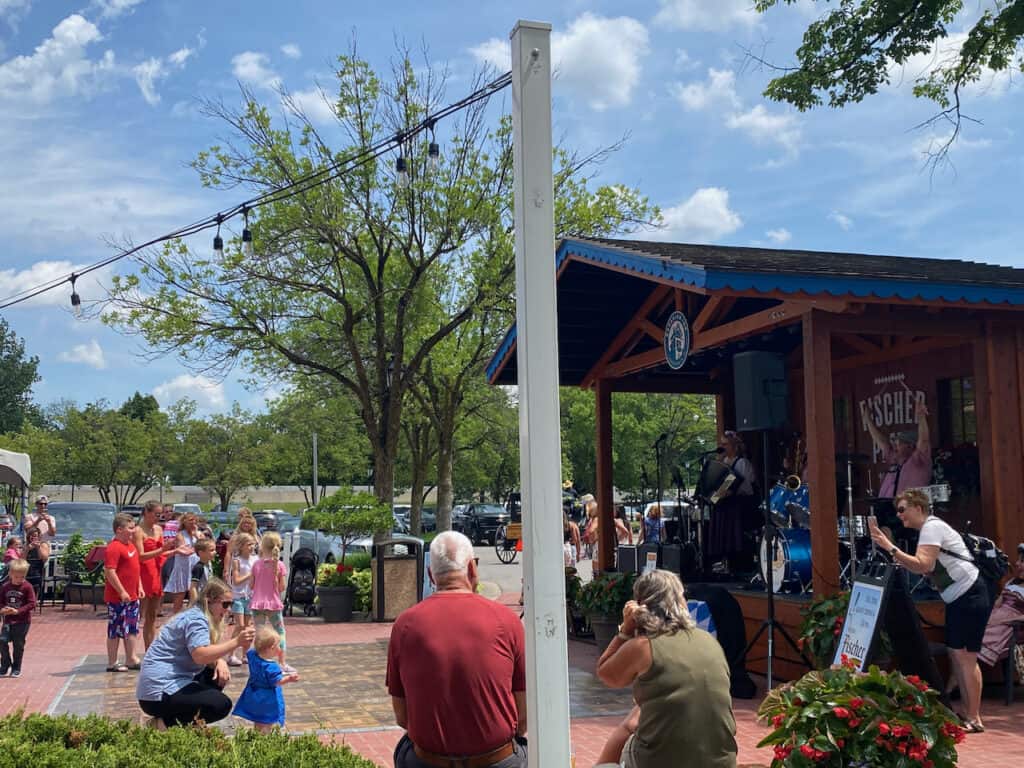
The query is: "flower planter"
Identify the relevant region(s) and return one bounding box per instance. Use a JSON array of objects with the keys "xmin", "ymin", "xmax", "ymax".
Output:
[
  {"xmin": 318, "ymin": 585, "xmax": 355, "ymax": 623},
  {"xmin": 589, "ymin": 614, "xmax": 619, "ymax": 654},
  {"xmin": 64, "ymin": 582, "xmax": 104, "ymax": 609}
]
